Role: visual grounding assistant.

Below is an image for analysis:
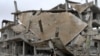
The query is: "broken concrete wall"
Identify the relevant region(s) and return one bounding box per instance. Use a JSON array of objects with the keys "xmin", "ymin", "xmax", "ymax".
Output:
[{"xmin": 18, "ymin": 12, "xmax": 87, "ymax": 45}]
